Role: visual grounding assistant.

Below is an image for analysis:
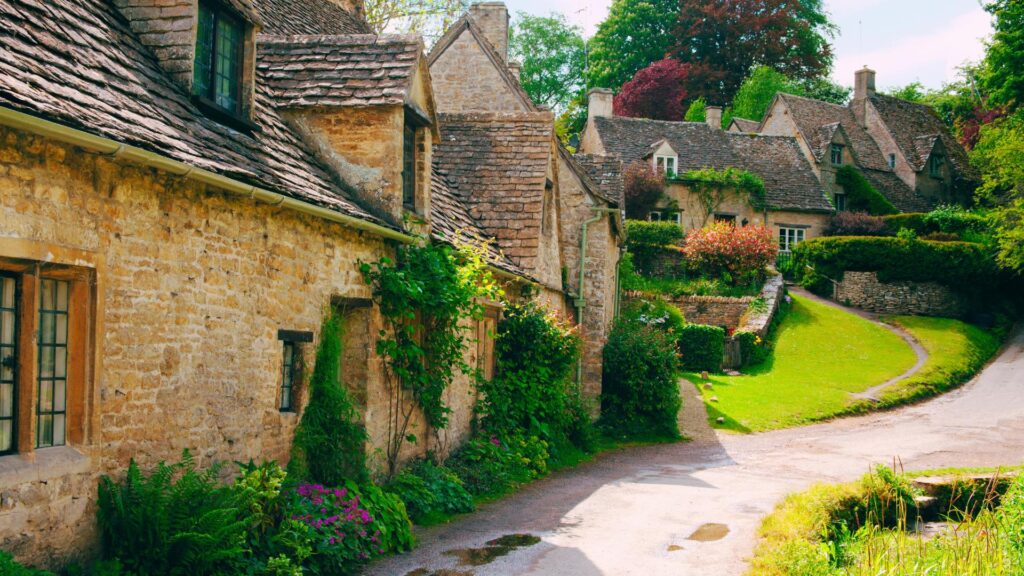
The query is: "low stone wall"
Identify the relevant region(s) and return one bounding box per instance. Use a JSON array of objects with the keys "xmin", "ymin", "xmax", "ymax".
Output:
[
  {"xmin": 674, "ymin": 295, "xmax": 752, "ymax": 329},
  {"xmin": 835, "ymin": 271, "xmax": 967, "ymax": 317},
  {"xmin": 736, "ymin": 274, "xmax": 785, "ymax": 337}
]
